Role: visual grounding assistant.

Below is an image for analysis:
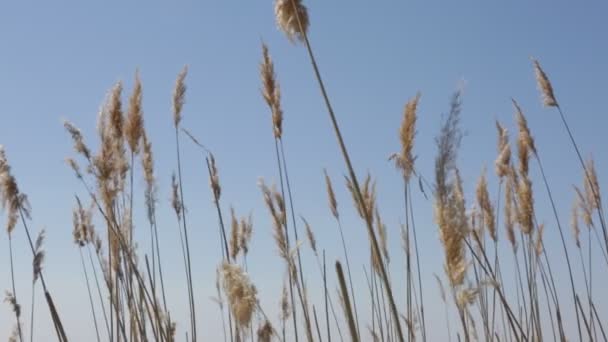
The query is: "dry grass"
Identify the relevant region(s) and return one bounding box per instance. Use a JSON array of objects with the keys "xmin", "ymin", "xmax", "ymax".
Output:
[{"xmin": 1, "ymin": 2, "xmax": 606, "ymax": 342}]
